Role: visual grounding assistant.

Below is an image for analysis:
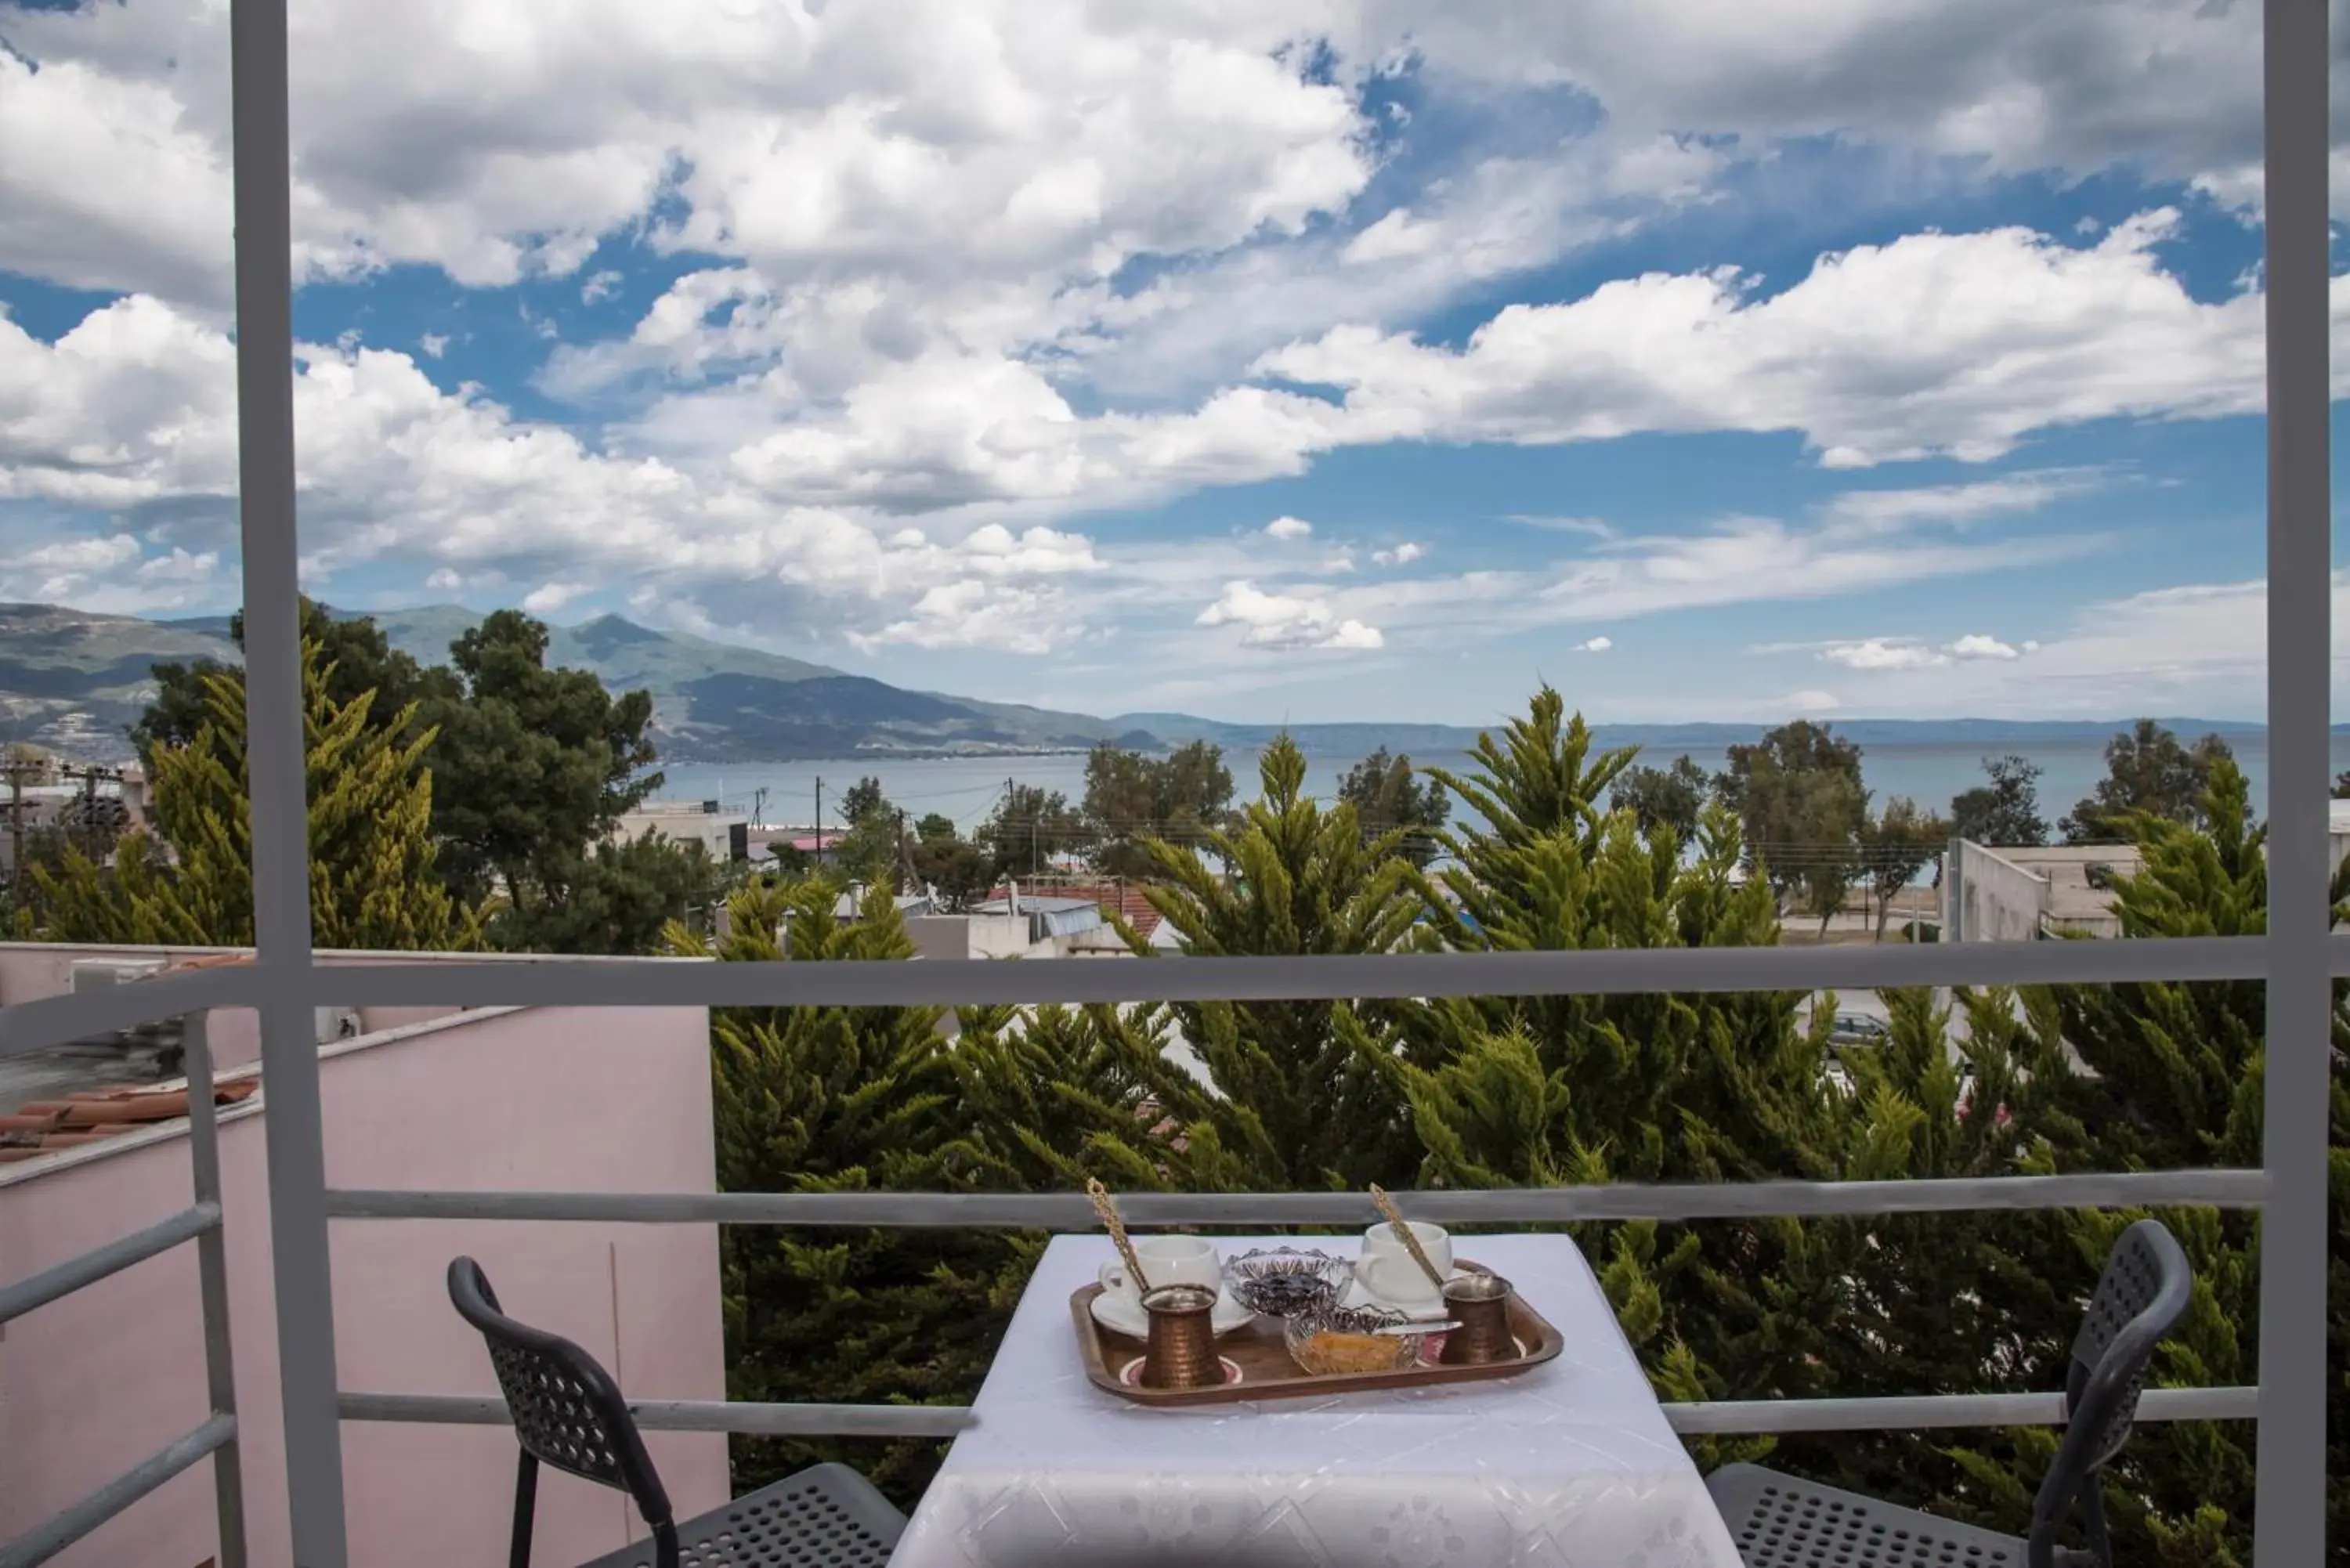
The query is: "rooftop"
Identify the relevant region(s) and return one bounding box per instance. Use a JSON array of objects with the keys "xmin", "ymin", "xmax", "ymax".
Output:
[
  {"xmin": 0, "ymin": 1079, "xmax": 256, "ymax": 1164},
  {"xmin": 991, "ymin": 880, "xmax": 1167, "ymax": 938}
]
